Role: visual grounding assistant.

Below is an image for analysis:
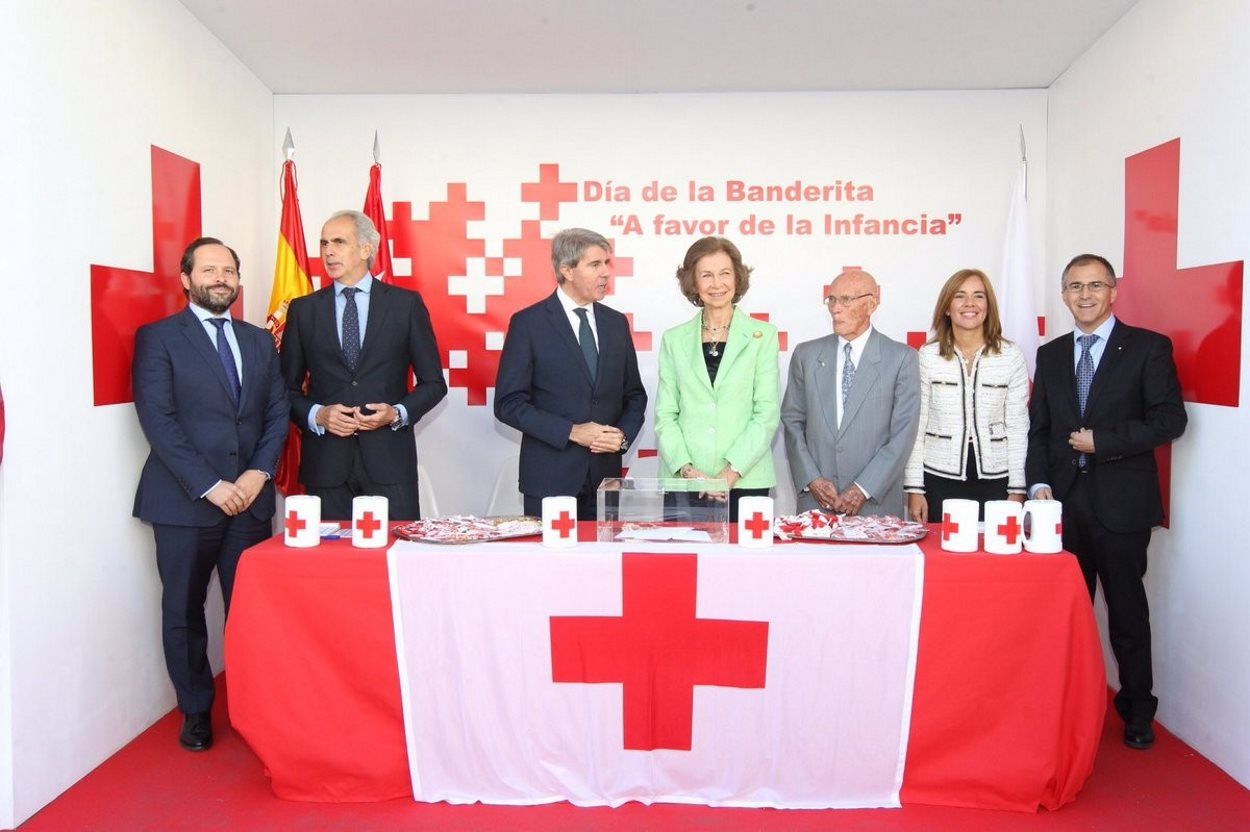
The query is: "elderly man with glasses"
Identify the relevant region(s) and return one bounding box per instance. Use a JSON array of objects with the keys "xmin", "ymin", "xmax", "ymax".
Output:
[{"xmin": 781, "ymin": 268, "xmax": 920, "ymax": 516}]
